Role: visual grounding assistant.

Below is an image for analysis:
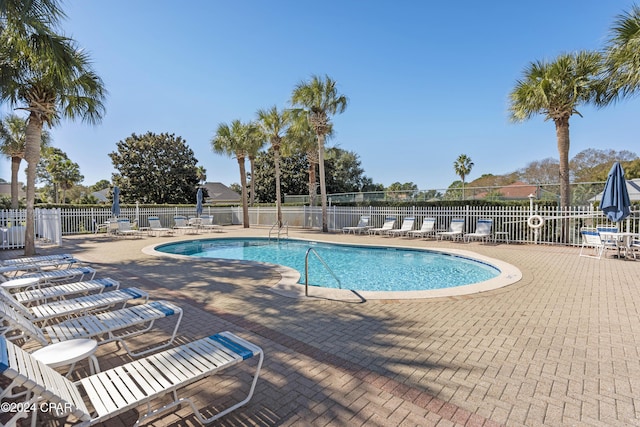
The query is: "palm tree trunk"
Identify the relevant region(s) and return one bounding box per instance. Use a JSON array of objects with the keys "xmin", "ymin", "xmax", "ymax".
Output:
[
  {"xmin": 307, "ymin": 149, "xmax": 317, "ymax": 207},
  {"xmin": 555, "ymin": 117, "xmax": 571, "ymax": 243},
  {"xmin": 23, "ymin": 113, "xmax": 44, "ymax": 256},
  {"xmin": 274, "ymin": 147, "xmax": 282, "ymax": 227},
  {"xmin": 237, "ymin": 157, "xmax": 250, "ymax": 228},
  {"xmin": 10, "ymin": 157, "xmax": 21, "ymax": 209},
  {"xmin": 249, "ymin": 156, "xmax": 256, "ymax": 207},
  {"xmin": 317, "ymin": 134, "xmax": 328, "ymax": 232}
]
